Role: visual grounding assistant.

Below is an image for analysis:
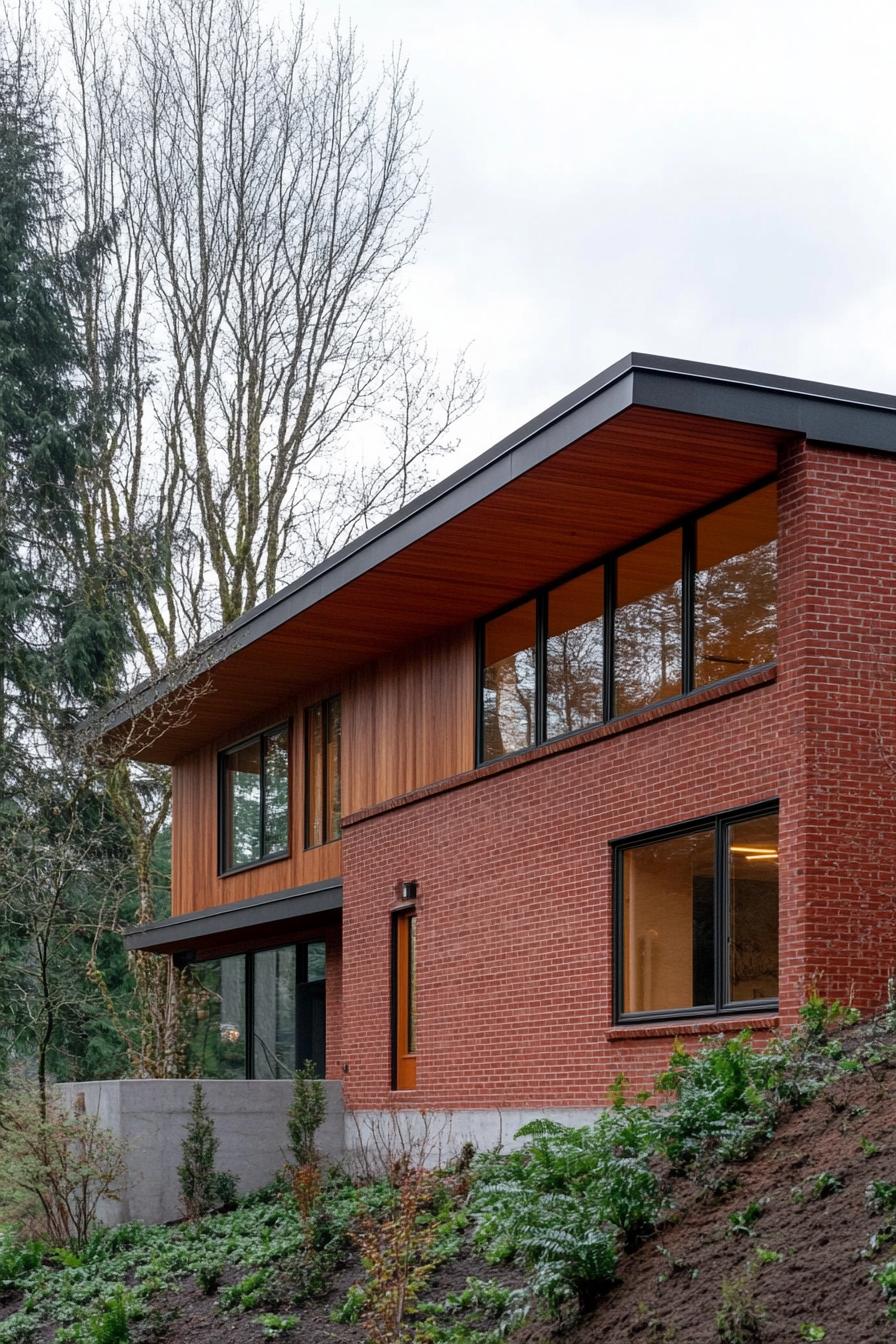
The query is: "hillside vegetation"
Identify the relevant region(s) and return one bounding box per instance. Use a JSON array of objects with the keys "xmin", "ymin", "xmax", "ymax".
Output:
[{"xmin": 2, "ymin": 998, "xmax": 895, "ymax": 1343}]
